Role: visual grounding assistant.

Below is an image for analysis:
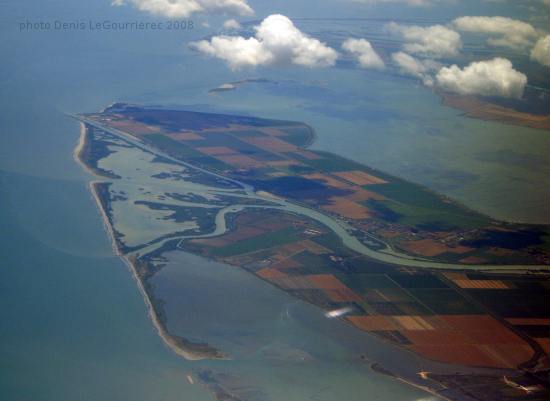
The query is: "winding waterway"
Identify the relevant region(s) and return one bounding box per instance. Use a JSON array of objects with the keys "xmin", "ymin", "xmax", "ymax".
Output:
[{"xmin": 81, "ymin": 116, "xmax": 550, "ymax": 273}]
